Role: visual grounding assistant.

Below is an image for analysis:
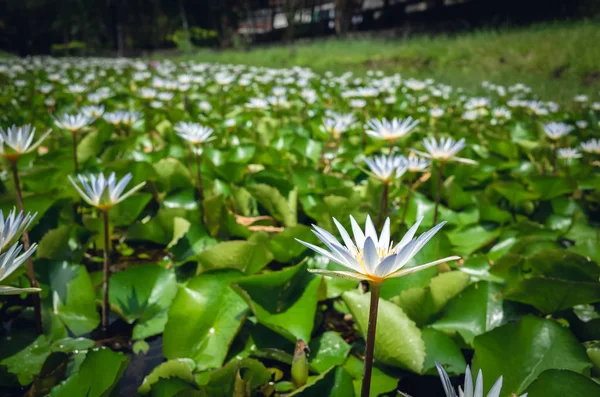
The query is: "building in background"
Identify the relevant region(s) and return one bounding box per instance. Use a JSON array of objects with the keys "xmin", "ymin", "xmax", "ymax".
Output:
[{"xmin": 236, "ymin": 0, "xmax": 476, "ymax": 38}]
